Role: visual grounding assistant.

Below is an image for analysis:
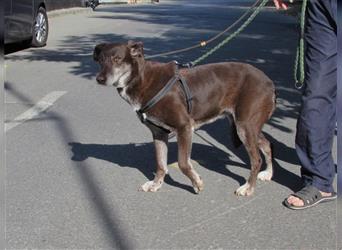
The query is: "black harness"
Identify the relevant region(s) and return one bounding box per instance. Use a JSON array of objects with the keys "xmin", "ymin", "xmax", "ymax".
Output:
[{"xmin": 136, "ymin": 62, "xmax": 192, "ymax": 135}]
